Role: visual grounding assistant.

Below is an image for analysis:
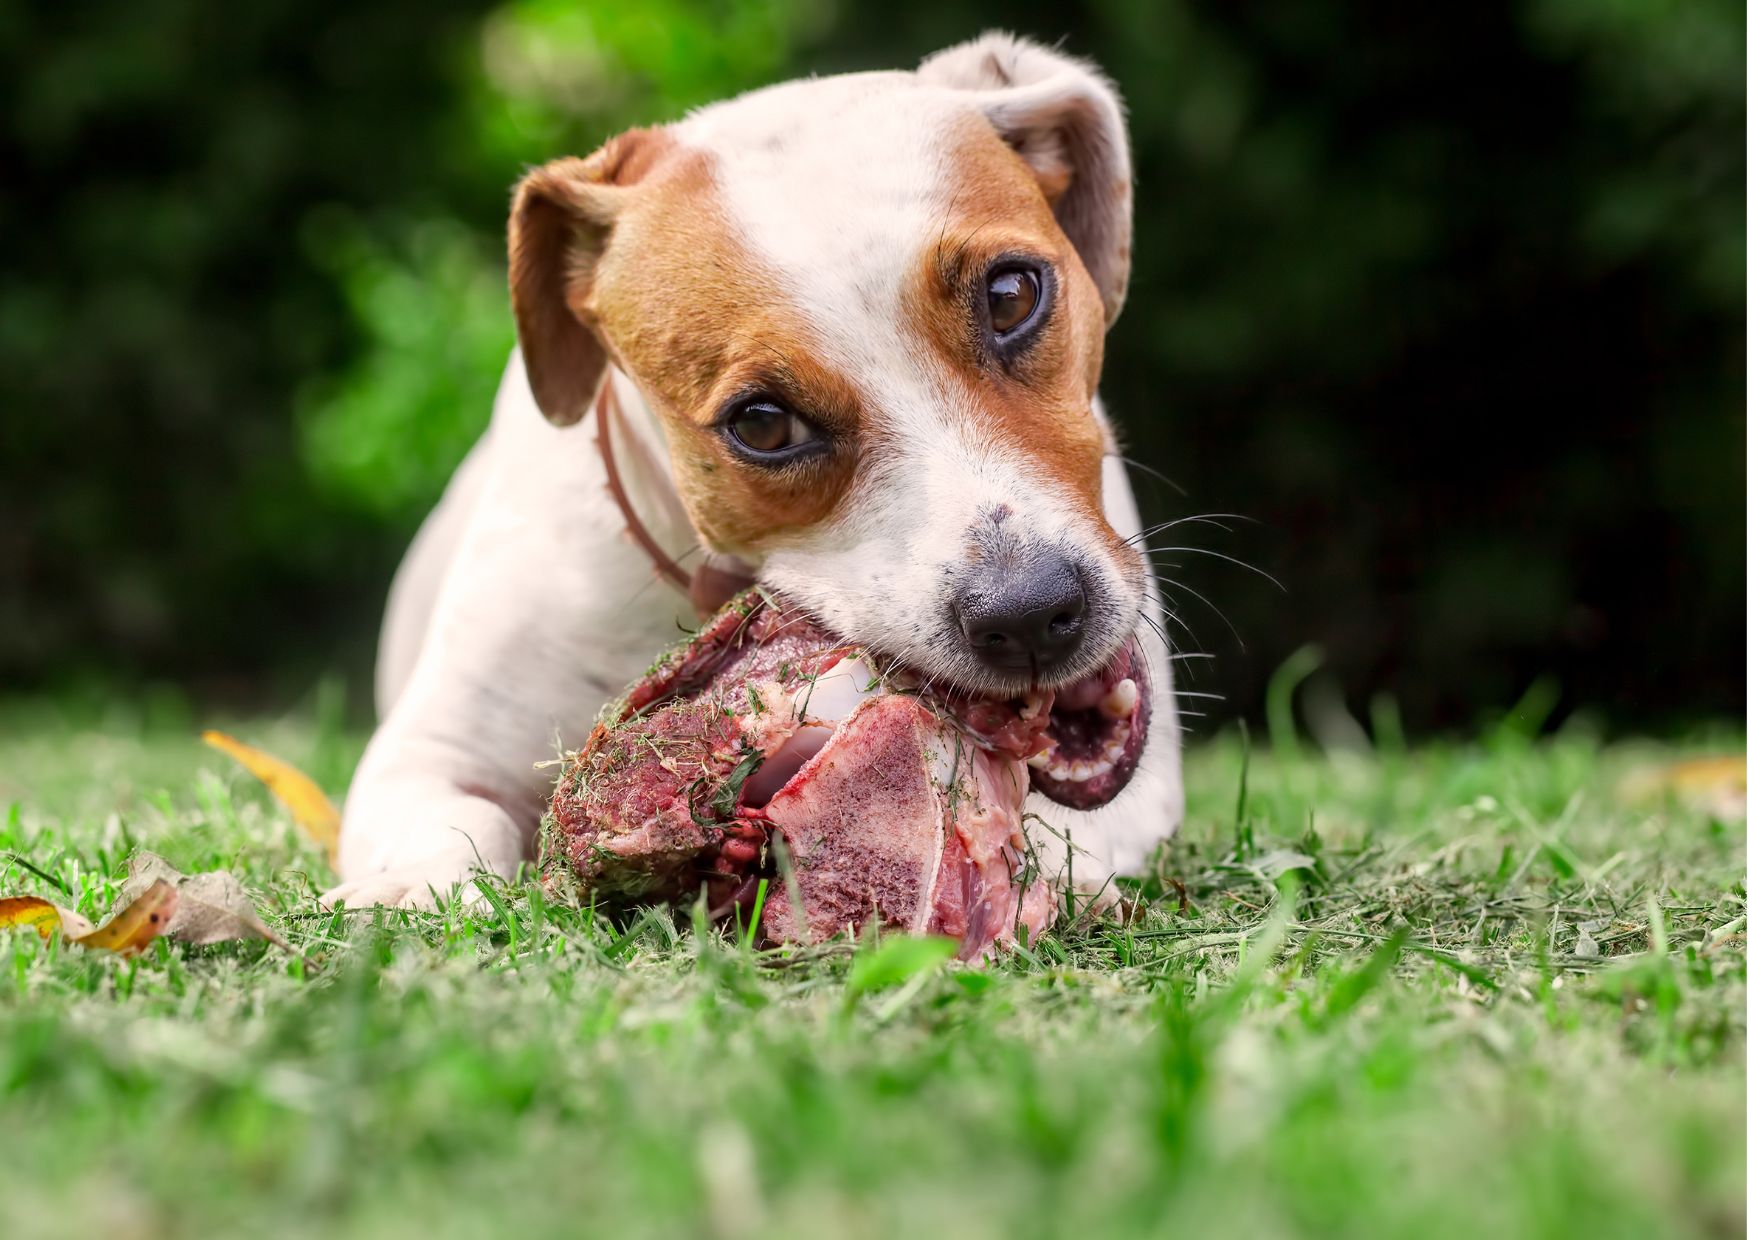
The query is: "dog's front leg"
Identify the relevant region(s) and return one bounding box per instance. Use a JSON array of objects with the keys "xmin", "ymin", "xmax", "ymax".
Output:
[
  {"xmin": 323, "ymin": 758, "xmax": 533, "ymax": 910},
  {"xmin": 321, "ymin": 535, "xmax": 629, "ymax": 909},
  {"xmin": 323, "ymin": 364, "xmax": 692, "ymax": 910},
  {"xmin": 324, "ymin": 542, "xmax": 677, "ymax": 909}
]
